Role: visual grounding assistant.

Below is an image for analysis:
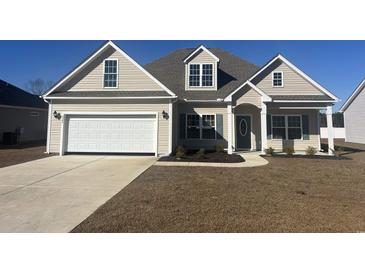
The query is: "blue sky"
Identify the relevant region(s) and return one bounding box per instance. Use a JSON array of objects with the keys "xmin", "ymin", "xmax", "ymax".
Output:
[{"xmin": 1, "ymin": 40, "xmax": 365, "ymax": 111}]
